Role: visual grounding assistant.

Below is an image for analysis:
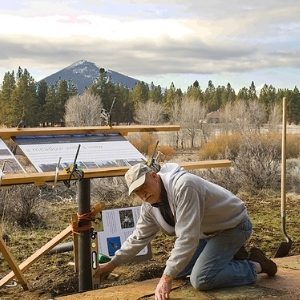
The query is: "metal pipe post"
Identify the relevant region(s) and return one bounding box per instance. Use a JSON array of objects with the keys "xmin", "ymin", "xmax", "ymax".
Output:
[{"xmin": 78, "ymin": 178, "xmax": 92, "ymax": 292}]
